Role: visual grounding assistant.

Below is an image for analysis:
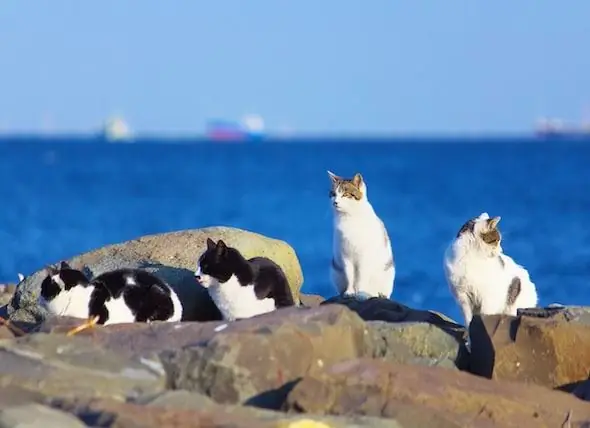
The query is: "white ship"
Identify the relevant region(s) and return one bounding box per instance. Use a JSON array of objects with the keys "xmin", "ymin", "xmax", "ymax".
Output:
[{"xmin": 101, "ymin": 116, "xmax": 133, "ymax": 142}]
